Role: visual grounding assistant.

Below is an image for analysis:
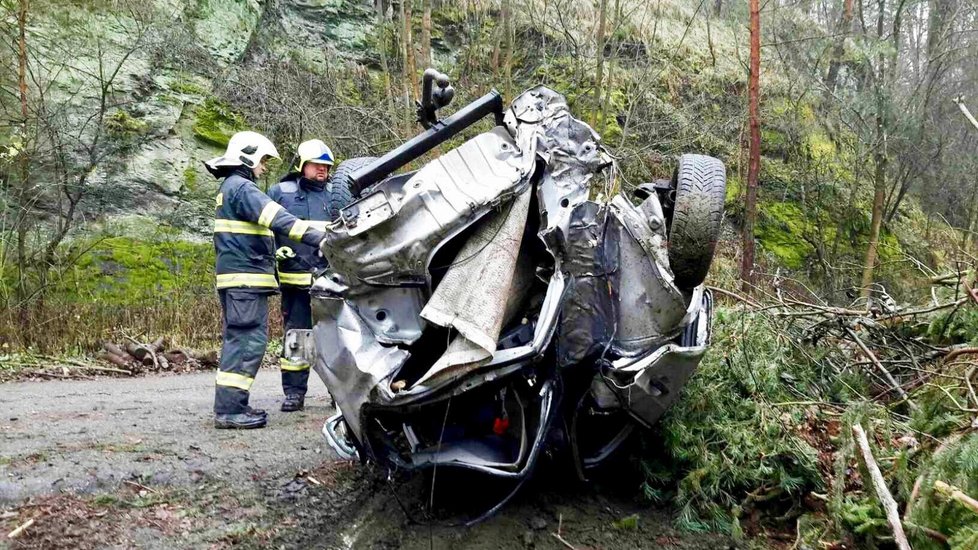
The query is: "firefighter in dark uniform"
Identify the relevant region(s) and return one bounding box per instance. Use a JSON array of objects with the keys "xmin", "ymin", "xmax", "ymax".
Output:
[
  {"xmin": 205, "ymin": 131, "xmax": 328, "ymax": 430},
  {"xmin": 267, "ymin": 139, "xmax": 336, "ymax": 412}
]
